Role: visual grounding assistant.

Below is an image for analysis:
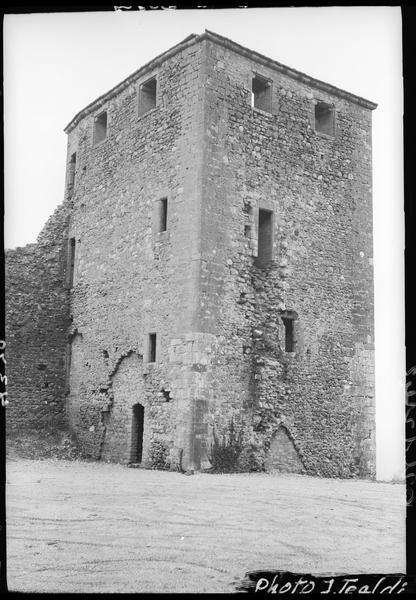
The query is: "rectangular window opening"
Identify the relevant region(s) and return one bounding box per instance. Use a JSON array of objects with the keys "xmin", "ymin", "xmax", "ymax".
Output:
[
  {"xmin": 314, "ymin": 102, "xmax": 335, "ymax": 136},
  {"xmin": 255, "ymin": 209, "xmax": 273, "ymax": 268},
  {"xmin": 67, "ymin": 237, "xmax": 76, "ymax": 288},
  {"xmin": 148, "ymin": 333, "xmax": 157, "ymax": 363},
  {"xmin": 160, "ymin": 197, "xmax": 167, "ymax": 232},
  {"xmin": 68, "ymin": 152, "xmax": 76, "ymax": 191},
  {"xmin": 153, "ymin": 197, "xmax": 168, "ymax": 233},
  {"xmin": 282, "ymin": 318, "xmax": 295, "ymax": 353},
  {"xmin": 252, "ymin": 74, "xmax": 272, "ymax": 113},
  {"xmin": 139, "ymin": 76, "xmax": 157, "ymax": 116},
  {"xmin": 93, "ymin": 111, "xmax": 107, "ymax": 145}
]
